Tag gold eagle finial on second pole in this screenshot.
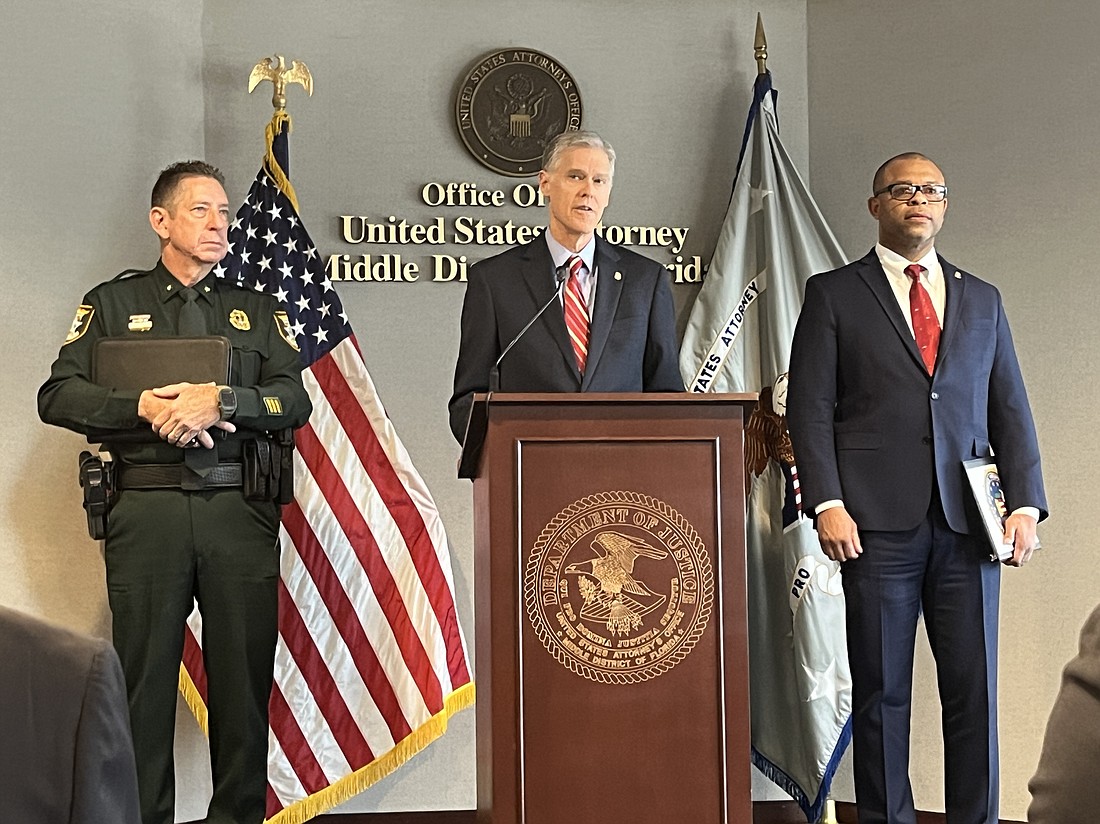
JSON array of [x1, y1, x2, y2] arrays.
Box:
[[248, 54, 314, 111]]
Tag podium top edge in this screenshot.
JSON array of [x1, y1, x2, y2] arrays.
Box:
[[471, 391, 758, 404]]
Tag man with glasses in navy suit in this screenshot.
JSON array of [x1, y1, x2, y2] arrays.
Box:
[[787, 152, 1047, 824]]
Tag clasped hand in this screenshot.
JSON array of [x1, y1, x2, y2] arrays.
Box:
[[138, 382, 236, 449]]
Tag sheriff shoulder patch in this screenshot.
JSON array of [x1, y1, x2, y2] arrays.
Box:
[[274, 311, 299, 351], [64, 305, 95, 345]]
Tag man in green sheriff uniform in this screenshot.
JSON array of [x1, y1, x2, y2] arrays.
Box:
[[38, 161, 312, 824]]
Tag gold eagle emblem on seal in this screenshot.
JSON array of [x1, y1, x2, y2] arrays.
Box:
[[525, 491, 713, 684]]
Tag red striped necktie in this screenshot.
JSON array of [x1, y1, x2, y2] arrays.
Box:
[[563, 254, 590, 374], [904, 263, 940, 374]]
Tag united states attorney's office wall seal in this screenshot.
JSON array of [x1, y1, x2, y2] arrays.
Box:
[[524, 491, 713, 684], [455, 48, 583, 177]]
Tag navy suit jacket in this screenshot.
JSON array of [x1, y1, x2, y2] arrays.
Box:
[[448, 234, 684, 442], [0, 606, 141, 824], [787, 249, 1047, 534]]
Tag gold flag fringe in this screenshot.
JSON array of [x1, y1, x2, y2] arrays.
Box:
[[178, 663, 210, 736], [179, 667, 475, 822], [265, 682, 476, 824]]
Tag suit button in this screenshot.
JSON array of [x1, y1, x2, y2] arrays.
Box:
[[930, 391, 939, 400], [922, 436, 932, 444]]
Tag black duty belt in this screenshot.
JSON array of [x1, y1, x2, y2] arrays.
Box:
[[116, 462, 243, 490]]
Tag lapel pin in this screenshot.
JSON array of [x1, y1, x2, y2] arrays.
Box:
[[954, 272, 961, 279], [614, 271, 622, 281]]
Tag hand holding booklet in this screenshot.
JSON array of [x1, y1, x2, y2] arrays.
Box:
[[963, 457, 1041, 562]]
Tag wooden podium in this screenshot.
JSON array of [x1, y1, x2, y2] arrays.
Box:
[[460, 392, 756, 824]]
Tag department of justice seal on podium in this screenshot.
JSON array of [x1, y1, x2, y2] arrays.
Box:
[[455, 48, 583, 177], [524, 491, 713, 684]]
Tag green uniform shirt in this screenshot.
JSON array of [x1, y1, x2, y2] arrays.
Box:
[[38, 261, 312, 463]]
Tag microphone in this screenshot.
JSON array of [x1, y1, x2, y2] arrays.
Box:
[[488, 264, 569, 393]]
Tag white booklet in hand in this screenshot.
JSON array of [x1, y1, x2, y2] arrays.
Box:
[[962, 458, 1040, 562]]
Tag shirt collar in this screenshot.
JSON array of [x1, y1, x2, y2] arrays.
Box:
[[544, 232, 597, 275], [154, 261, 217, 304], [875, 243, 942, 283]]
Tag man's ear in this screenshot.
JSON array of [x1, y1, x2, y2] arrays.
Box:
[[867, 196, 880, 220], [149, 206, 171, 240], [538, 169, 550, 197]]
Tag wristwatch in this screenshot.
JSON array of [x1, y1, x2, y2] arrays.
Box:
[[216, 385, 237, 421]]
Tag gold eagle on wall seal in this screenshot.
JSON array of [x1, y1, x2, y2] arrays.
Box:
[[455, 47, 583, 177], [525, 491, 713, 684]]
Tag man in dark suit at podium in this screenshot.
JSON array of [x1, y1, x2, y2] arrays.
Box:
[[787, 152, 1047, 824], [448, 130, 683, 443], [0, 605, 141, 823]]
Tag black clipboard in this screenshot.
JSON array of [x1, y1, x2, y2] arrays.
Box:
[[93, 335, 231, 389], [87, 336, 232, 443]]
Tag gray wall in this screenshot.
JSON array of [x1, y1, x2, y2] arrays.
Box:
[[6, 0, 806, 818], [4, 0, 1087, 820], [807, 0, 1100, 817], [200, 0, 809, 815], [3, 1, 204, 623]]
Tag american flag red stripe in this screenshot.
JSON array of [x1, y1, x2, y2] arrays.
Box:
[[310, 351, 471, 687], [292, 414, 443, 716], [279, 498, 411, 741], [267, 685, 328, 794], [179, 112, 473, 824], [181, 629, 207, 706]]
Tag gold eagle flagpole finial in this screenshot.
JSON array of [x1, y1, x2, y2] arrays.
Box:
[[754, 13, 768, 75], [248, 54, 314, 112]]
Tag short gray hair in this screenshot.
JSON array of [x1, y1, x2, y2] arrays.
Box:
[[541, 130, 615, 177]]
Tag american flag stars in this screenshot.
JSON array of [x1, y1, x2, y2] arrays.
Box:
[[215, 170, 349, 367]]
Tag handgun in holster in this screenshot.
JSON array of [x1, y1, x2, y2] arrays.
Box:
[[78, 450, 116, 540]]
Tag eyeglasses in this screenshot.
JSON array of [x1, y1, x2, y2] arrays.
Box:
[[873, 183, 948, 202]]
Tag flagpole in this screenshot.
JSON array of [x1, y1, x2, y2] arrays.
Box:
[[750, 18, 839, 824], [754, 13, 768, 75]]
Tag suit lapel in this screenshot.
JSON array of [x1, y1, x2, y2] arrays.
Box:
[[521, 235, 580, 381], [855, 250, 929, 376], [582, 238, 623, 390], [935, 255, 965, 367]]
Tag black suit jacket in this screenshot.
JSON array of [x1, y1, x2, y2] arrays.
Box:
[[0, 606, 140, 823], [787, 249, 1047, 533], [448, 234, 684, 442]]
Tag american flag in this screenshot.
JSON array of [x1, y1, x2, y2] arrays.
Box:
[[178, 112, 474, 824]]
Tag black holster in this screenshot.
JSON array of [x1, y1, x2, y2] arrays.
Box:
[[242, 429, 295, 505], [78, 451, 115, 540]]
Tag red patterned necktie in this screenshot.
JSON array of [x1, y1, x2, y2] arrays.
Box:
[[904, 263, 940, 374], [563, 254, 590, 373]]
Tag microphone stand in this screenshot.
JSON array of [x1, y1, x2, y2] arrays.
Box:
[[488, 264, 568, 393]]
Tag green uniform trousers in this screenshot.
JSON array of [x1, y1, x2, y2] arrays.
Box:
[[104, 486, 280, 824]]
